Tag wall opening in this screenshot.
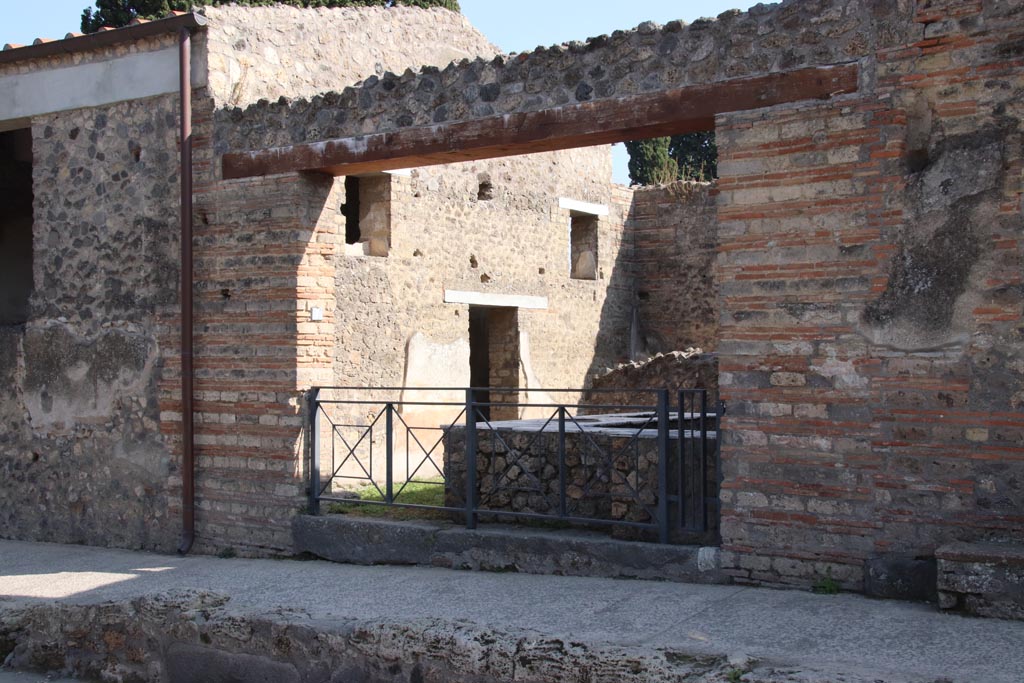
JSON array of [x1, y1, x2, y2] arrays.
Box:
[[0, 127, 34, 326], [343, 176, 361, 244], [623, 131, 718, 186], [342, 174, 391, 257], [468, 306, 520, 422], [569, 213, 598, 280], [468, 307, 491, 421]]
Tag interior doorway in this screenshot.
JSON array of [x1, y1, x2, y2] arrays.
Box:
[[468, 306, 520, 422]]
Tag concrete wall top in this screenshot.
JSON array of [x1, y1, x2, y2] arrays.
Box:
[[0, 29, 208, 129]]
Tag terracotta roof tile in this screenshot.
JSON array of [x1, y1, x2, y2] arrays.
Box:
[[0, 12, 206, 65]]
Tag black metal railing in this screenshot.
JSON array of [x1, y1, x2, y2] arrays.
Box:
[[307, 387, 722, 544]]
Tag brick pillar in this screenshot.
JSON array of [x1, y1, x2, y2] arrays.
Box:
[[179, 103, 338, 553]]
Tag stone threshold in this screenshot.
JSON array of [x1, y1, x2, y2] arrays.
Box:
[[293, 514, 728, 584]]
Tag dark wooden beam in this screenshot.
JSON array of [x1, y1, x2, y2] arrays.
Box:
[[222, 63, 858, 179]]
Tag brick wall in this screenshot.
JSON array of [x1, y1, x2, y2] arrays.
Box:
[[715, 0, 1024, 589], [179, 81, 340, 552]]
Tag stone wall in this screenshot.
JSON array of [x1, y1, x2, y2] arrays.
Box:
[[0, 93, 181, 550], [203, 4, 497, 108], [329, 149, 629, 396], [628, 181, 718, 355]]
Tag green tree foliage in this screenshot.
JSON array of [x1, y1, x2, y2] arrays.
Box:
[[624, 131, 718, 186], [624, 137, 678, 187], [82, 0, 459, 33], [669, 131, 717, 181]]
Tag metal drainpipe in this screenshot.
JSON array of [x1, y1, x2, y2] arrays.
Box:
[[177, 25, 195, 555]]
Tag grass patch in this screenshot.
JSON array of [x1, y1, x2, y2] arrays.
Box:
[[812, 567, 841, 595], [326, 478, 451, 521]]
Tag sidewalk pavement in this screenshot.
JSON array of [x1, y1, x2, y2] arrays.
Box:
[[2, 539, 1023, 682]]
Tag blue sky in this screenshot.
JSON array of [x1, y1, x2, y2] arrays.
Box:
[[6, 0, 757, 183]]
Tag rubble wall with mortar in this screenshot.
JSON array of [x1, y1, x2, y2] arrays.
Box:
[[216, 0, 920, 152], [0, 93, 182, 551], [581, 352, 720, 411], [628, 181, 719, 355], [715, 0, 1024, 589]]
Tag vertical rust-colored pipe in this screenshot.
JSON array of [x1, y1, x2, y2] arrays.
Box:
[[177, 25, 195, 555]]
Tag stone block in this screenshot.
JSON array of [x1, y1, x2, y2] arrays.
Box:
[[863, 553, 937, 602], [936, 542, 1024, 620]]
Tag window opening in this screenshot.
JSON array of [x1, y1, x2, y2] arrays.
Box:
[[569, 213, 598, 280]]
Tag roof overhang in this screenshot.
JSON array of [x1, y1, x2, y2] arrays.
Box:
[[0, 13, 207, 66]]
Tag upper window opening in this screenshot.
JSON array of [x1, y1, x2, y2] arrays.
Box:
[[569, 213, 598, 281], [341, 174, 391, 257]]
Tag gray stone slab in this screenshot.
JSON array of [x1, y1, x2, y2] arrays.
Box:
[[293, 514, 726, 583]]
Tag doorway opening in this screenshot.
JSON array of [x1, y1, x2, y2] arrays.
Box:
[[468, 306, 520, 422]]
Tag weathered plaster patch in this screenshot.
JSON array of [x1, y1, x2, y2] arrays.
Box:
[[22, 323, 158, 431]]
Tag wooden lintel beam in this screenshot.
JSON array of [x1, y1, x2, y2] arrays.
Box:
[[222, 63, 859, 179]]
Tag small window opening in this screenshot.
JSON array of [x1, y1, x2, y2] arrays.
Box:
[[0, 128, 34, 325], [341, 174, 391, 257], [569, 213, 598, 280]]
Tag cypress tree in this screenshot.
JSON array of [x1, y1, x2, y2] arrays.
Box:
[[623, 137, 678, 187]]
